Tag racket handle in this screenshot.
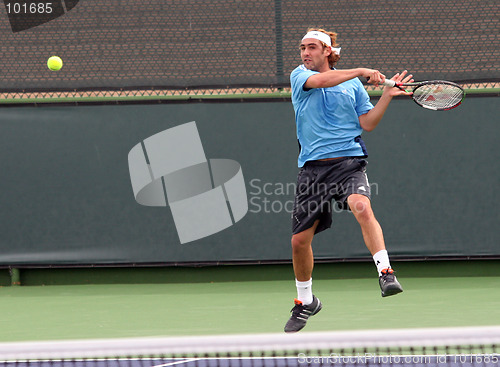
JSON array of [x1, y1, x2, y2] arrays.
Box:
[[366, 77, 396, 87], [381, 79, 396, 87]]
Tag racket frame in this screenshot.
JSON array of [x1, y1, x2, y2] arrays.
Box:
[[382, 80, 465, 111]]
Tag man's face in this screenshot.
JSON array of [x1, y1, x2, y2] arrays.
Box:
[[300, 39, 330, 71]]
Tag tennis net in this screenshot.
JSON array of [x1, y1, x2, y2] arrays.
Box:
[[0, 326, 499, 366]]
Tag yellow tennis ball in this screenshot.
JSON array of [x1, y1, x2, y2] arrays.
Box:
[[47, 56, 63, 71]]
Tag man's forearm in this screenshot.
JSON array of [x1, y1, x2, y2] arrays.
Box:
[[304, 68, 366, 89]]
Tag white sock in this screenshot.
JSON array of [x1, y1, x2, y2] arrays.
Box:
[[295, 278, 313, 305], [373, 249, 391, 276]]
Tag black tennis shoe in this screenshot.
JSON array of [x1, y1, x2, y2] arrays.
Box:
[[284, 295, 322, 333], [379, 268, 403, 297]]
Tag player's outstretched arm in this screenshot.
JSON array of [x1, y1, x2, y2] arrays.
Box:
[[305, 68, 385, 89], [359, 70, 414, 132]]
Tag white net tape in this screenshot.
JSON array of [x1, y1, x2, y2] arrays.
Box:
[[0, 326, 499, 360]]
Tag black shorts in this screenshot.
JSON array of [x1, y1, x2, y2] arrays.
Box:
[[291, 157, 371, 235]]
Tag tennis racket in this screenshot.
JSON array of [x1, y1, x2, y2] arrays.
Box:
[[382, 80, 465, 111]]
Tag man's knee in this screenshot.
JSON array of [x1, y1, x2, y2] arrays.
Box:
[[291, 232, 311, 250], [348, 194, 374, 223], [291, 222, 318, 250]]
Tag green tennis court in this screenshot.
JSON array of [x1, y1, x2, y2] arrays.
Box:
[[1, 261, 499, 343]]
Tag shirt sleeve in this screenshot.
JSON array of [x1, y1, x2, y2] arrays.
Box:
[[354, 78, 374, 116], [290, 66, 317, 102]]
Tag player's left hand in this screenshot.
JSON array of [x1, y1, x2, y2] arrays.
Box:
[[384, 70, 414, 97]]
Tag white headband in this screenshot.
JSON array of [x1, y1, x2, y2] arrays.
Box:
[[301, 31, 341, 55]]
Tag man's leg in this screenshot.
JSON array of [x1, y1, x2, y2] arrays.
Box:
[[291, 219, 320, 282], [284, 220, 322, 333], [347, 194, 384, 256], [347, 194, 403, 297]]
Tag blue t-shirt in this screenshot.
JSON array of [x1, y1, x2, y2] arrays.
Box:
[[290, 65, 374, 167]]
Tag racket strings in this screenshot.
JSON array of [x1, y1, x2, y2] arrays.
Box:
[[413, 83, 463, 110]]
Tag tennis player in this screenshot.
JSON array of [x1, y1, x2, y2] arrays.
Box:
[[285, 29, 412, 333]]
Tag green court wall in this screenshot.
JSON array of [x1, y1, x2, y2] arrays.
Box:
[[0, 97, 498, 265]]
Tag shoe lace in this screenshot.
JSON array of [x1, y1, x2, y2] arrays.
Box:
[[290, 299, 305, 314], [381, 268, 395, 282]]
